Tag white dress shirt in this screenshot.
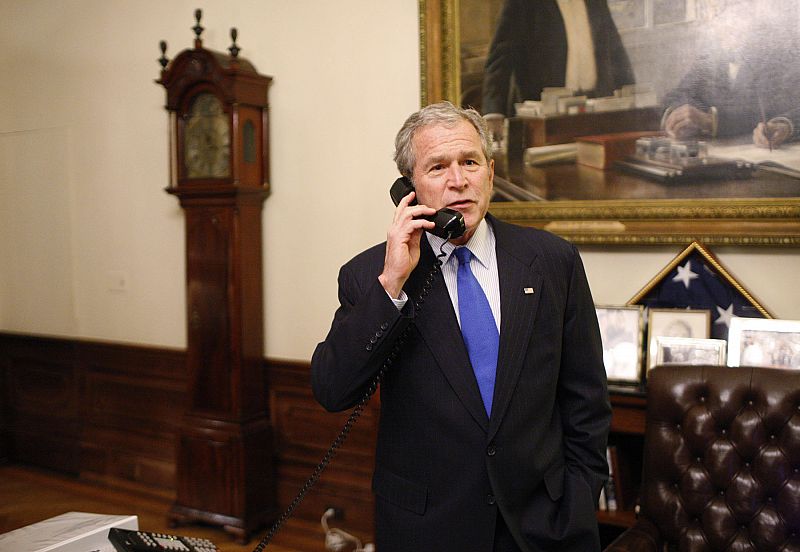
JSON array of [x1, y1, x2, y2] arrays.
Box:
[[390, 219, 501, 332], [556, 0, 598, 93]]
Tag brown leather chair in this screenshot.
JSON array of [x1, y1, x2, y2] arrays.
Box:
[[604, 365, 800, 552]]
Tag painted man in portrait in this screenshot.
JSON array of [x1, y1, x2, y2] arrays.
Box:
[[662, 0, 800, 148], [482, 0, 634, 138]]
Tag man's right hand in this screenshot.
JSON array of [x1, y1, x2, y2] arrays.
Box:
[[378, 191, 436, 299], [753, 119, 792, 149], [664, 104, 713, 139]]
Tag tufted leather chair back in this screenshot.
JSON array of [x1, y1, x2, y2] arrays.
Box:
[[606, 365, 800, 552]]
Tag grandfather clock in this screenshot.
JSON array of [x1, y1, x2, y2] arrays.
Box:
[[157, 11, 275, 541]]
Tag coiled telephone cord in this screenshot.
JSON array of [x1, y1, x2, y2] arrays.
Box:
[[252, 255, 445, 551]]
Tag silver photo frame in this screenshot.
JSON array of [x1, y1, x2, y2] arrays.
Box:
[[727, 317, 800, 369], [655, 336, 727, 367], [596, 305, 644, 384]]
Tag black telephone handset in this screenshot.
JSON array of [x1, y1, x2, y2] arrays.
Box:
[[108, 528, 218, 552], [390, 176, 465, 239]]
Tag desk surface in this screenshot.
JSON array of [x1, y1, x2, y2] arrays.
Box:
[[493, 139, 800, 203], [495, 158, 800, 204]]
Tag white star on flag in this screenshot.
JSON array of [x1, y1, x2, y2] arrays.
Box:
[[672, 260, 699, 289], [715, 304, 735, 328]]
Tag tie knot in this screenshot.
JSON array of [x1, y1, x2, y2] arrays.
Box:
[[454, 247, 473, 266]]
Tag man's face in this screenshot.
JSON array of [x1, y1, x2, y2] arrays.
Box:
[[411, 120, 494, 245]]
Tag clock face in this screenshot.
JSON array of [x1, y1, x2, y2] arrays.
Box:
[[184, 93, 231, 178]]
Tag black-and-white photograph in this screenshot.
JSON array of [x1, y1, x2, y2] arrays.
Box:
[[646, 308, 711, 370], [655, 336, 727, 366]]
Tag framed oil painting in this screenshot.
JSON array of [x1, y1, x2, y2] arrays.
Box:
[[419, 0, 800, 245]]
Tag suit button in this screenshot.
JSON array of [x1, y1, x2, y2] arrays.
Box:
[[487, 444, 496, 457], [366, 344, 373, 351], [487, 494, 496, 505], [381, 322, 389, 330], [369, 336, 378, 344]]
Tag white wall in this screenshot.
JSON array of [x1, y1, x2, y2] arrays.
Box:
[[1, 0, 798, 360]]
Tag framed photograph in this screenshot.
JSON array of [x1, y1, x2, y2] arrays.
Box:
[[727, 317, 800, 369], [420, 0, 800, 246], [596, 305, 644, 384], [646, 308, 710, 370], [655, 336, 727, 366]]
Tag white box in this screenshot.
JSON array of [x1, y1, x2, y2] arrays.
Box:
[[0, 512, 138, 552]]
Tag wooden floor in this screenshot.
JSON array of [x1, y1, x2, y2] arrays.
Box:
[[0, 464, 328, 552]]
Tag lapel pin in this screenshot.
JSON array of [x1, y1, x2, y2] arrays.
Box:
[[523, 287, 535, 295]]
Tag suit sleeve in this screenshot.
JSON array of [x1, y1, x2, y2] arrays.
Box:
[[558, 246, 611, 498], [311, 261, 415, 412], [661, 57, 712, 113]]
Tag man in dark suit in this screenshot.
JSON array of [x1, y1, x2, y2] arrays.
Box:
[[311, 102, 610, 551], [482, 0, 634, 132], [662, 0, 800, 148]]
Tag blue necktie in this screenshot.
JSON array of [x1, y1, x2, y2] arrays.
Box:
[[454, 247, 499, 416]]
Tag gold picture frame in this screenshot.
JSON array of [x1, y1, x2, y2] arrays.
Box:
[[419, 0, 800, 246]]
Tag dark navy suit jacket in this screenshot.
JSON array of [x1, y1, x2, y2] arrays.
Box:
[[311, 215, 610, 551]]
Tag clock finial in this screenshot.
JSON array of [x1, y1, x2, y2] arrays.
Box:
[[228, 28, 240, 58], [193, 9, 204, 47], [158, 40, 169, 69]]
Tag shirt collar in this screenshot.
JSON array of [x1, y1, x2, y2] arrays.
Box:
[[426, 218, 495, 268]]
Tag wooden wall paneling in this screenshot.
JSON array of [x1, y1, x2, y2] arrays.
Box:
[[0, 346, 6, 463], [1, 335, 81, 473], [1, 333, 650, 545], [77, 342, 186, 497], [0, 333, 188, 500], [267, 359, 377, 538]]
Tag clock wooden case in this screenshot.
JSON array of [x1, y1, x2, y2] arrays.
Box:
[[157, 12, 275, 542]]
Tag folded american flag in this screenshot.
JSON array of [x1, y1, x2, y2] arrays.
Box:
[[628, 242, 772, 340]]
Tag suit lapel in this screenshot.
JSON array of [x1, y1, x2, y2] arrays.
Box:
[[407, 240, 490, 431], [487, 217, 543, 439]]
